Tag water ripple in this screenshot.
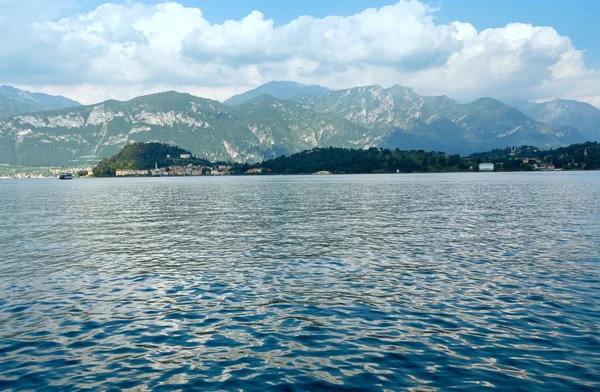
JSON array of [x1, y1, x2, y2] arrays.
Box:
[[1, 173, 599, 390]]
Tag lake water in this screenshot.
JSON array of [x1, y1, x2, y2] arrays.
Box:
[[1, 173, 599, 391]]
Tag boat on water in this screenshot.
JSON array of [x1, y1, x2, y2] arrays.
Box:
[[58, 173, 73, 180]]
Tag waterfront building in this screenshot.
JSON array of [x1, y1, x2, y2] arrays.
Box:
[[479, 163, 494, 171]]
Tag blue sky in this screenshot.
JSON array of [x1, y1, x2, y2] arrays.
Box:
[[3, 0, 598, 106]]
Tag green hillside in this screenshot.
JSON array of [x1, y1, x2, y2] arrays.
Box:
[[92, 142, 211, 177], [262, 147, 467, 174]]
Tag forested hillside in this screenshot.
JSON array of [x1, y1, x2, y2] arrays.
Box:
[[92, 142, 208, 177], [262, 147, 468, 174]]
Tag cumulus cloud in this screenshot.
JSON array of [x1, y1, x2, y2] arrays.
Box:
[[1, 0, 598, 107], [181, 2, 461, 69]]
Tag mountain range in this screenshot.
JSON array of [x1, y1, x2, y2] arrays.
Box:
[[0, 86, 81, 119], [518, 99, 600, 142], [293, 85, 583, 154], [0, 81, 596, 167]]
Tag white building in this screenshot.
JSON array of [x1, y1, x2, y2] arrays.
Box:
[[479, 163, 494, 171]]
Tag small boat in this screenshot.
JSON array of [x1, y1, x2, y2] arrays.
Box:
[[59, 173, 73, 180]]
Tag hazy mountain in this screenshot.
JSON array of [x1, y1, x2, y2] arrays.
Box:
[[295, 85, 584, 154], [0, 85, 586, 167], [224, 81, 329, 106], [518, 99, 600, 142], [0, 85, 81, 119]]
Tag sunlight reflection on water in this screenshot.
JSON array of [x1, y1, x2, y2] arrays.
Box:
[[1, 172, 599, 390]]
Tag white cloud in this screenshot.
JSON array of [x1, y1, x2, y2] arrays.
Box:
[[1, 0, 598, 107], [181, 2, 460, 69]]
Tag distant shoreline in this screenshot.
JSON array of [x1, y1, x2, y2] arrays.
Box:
[[3, 170, 598, 181], [5, 141, 599, 179]]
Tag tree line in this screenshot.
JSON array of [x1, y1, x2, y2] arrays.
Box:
[[93, 141, 600, 176], [257, 147, 469, 174]]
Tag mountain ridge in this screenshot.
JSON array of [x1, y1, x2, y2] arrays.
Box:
[[224, 81, 330, 106], [0, 85, 81, 119], [518, 98, 600, 142], [0, 90, 378, 166], [294, 85, 583, 153], [0, 83, 588, 167]]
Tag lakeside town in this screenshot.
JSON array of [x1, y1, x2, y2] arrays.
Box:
[[0, 165, 95, 179], [477, 159, 561, 171], [116, 164, 263, 177], [0, 164, 263, 179], [112, 152, 264, 176]]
